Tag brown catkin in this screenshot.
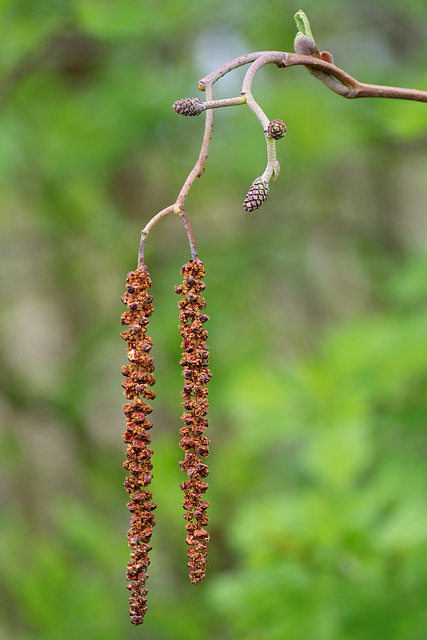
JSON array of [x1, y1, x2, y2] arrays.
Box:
[[120, 266, 156, 625], [175, 259, 211, 584]]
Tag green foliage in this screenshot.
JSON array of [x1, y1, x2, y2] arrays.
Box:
[[1, 1, 427, 638]]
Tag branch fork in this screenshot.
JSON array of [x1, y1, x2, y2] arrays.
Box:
[[138, 11, 427, 266]]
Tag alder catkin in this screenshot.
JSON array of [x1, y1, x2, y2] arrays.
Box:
[[175, 259, 211, 584], [120, 266, 156, 625]]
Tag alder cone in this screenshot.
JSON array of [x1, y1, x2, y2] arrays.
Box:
[[267, 119, 287, 140], [172, 97, 204, 116], [243, 178, 270, 212]]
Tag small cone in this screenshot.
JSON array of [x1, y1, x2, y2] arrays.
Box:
[[243, 178, 269, 212], [172, 97, 204, 116], [267, 119, 287, 140]]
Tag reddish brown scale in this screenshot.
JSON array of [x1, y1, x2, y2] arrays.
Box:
[[120, 266, 156, 625], [176, 259, 211, 584]]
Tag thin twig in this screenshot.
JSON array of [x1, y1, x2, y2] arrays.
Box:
[[198, 51, 280, 89], [202, 95, 246, 110], [179, 212, 198, 260], [176, 84, 215, 209], [241, 55, 273, 129], [282, 52, 427, 102], [138, 85, 215, 265], [139, 205, 175, 268], [241, 53, 286, 183]]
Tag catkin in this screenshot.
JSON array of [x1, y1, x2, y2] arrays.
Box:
[[175, 260, 211, 583], [120, 266, 156, 625]]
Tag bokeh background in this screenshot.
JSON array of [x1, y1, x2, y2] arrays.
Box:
[[1, 1, 427, 638]]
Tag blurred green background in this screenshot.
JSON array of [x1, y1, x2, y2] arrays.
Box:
[[1, 1, 427, 638]]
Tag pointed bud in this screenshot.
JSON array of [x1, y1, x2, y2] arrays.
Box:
[[243, 178, 269, 212], [172, 98, 204, 116], [267, 119, 287, 140], [294, 33, 320, 58]]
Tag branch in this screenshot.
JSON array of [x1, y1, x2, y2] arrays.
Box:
[[138, 15, 427, 265], [291, 10, 427, 102], [282, 52, 427, 102], [241, 53, 285, 184], [138, 205, 175, 268], [198, 51, 282, 88], [139, 85, 215, 266]]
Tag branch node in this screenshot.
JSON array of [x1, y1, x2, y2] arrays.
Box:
[[275, 55, 288, 68]]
